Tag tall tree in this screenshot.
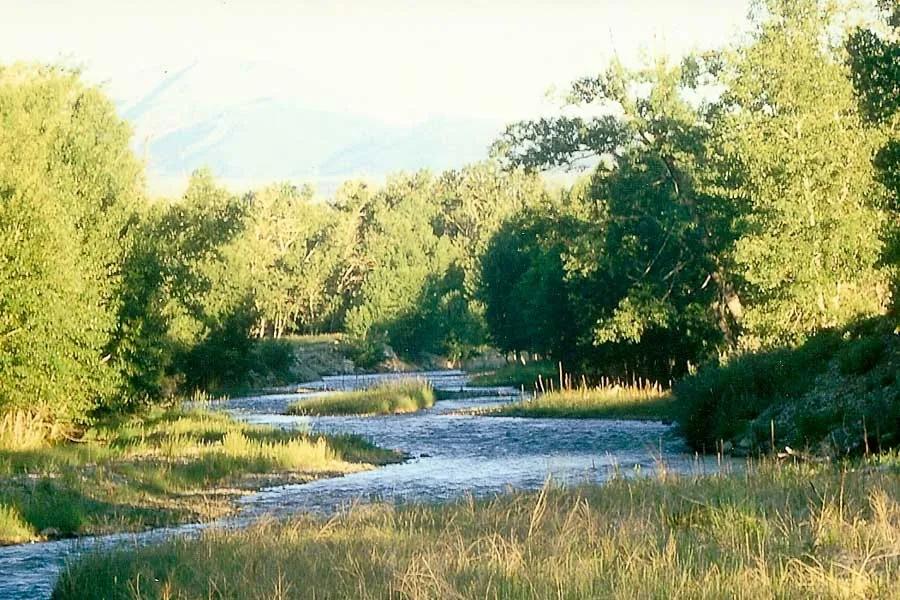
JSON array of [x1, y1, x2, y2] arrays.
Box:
[[0, 65, 142, 421], [492, 56, 739, 374], [720, 0, 889, 345], [847, 0, 900, 313]]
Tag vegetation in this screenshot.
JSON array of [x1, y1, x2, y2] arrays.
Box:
[[1, 1, 897, 433], [55, 459, 900, 599], [0, 406, 398, 544], [488, 381, 675, 421], [468, 361, 558, 390], [286, 379, 434, 416], [676, 316, 899, 456]]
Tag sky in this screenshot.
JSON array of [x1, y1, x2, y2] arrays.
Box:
[[3, 0, 753, 124]]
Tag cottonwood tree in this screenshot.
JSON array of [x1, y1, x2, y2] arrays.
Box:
[[847, 0, 900, 312], [492, 55, 739, 375], [0, 65, 142, 421], [720, 0, 889, 345]]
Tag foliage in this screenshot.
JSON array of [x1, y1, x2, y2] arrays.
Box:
[[719, 0, 888, 345], [0, 65, 142, 421], [675, 316, 899, 455], [847, 4, 900, 308]]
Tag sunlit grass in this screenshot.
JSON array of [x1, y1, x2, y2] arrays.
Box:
[[286, 378, 435, 416], [54, 458, 900, 599], [0, 406, 399, 544], [0, 504, 33, 544], [0, 409, 65, 450], [482, 380, 675, 420]]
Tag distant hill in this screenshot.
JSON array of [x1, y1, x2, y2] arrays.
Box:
[[120, 62, 505, 195]]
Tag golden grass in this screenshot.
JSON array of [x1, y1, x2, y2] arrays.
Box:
[[54, 458, 900, 599], [0, 504, 33, 544], [0, 406, 399, 545], [286, 378, 435, 416], [483, 379, 675, 420], [0, 409, 65, 450]]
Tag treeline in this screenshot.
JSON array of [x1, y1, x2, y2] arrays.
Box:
[[0, 60, 549, 423], [487, 0, 899, 377], [1, 0, 897, 425]]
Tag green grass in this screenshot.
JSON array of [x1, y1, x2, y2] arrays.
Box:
[[468, 361, 558, 390], [480, 382, 675, 421], [0, 504, 33, 544], [286, 379, 435, 416], [0, 406, 399, 545], [54, 457, 900, 599]]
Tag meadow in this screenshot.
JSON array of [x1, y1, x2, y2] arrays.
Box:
[[54, 457, 900, 599], [0, 406, 399, 545]]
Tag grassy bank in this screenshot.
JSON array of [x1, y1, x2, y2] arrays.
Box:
[[485, 381, 675, 420], [0, 407, 399, 545], [55, 457, 900, 599], [468, 361, 558, 390], [286, 379, 435, 416], [675, 316, 899, 456]]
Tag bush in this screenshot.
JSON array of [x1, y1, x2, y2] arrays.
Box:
[[675, 317, 898, 454], [838, 336, 885, 375]]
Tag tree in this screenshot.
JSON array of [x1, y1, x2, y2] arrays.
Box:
[[719, 0, 889, 345], [847, 0, 900, 312], [0, 65, 142, 421], [236, 183, 346, 337], [492, 56, 739, 374]]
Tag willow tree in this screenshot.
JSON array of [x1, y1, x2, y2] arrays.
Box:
[[0, 65, 142, 421]]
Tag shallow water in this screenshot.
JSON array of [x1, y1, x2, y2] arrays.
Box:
[[0, 370, 726, 599]]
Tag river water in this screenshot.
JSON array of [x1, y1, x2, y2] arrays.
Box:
[[0, 370, 724, 599]]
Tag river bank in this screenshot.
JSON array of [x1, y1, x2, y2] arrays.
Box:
[[55, 456, 900, 599], [0, 405, 399, 546]]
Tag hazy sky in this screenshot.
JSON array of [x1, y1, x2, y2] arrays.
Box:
[[3, 0, 753, 126]]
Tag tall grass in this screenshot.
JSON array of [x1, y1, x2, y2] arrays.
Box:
[[286, 378, 435, 416], [0, 504, 33, 543], [0, 406, 399, 544], [0, 410, 65, 450], [54, 458, 900, 599], [489, 379, 674, 420]]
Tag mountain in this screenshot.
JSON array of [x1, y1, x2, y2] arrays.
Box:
[[119, 62, 505, 194]]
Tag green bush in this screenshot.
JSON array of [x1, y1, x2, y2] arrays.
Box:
[[675, 317, 898, 454], [838, 336, 885, 375]]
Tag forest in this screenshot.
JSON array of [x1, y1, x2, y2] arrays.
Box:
[[2, 0, 896, 429]]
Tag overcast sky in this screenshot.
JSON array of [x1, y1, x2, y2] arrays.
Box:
[[3, 0, 753, 126]]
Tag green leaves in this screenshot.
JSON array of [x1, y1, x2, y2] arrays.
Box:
[[0, 65, 142, 421]]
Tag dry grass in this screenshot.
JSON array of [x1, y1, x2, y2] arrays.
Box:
[[0, 409, 66, 450], [483, 379, 675, 420], [0, 406, 399, 545], [54, 457, 900, 599], [286, 378, 435, 416]]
